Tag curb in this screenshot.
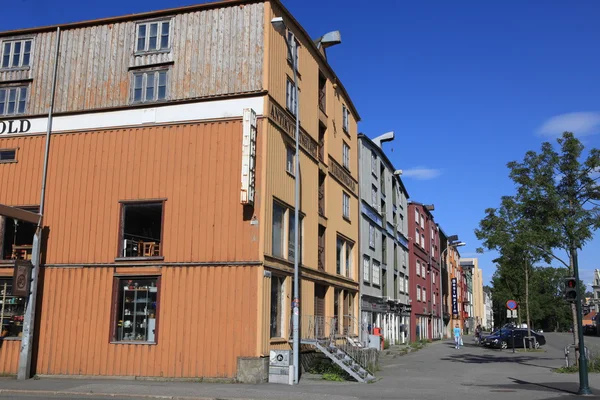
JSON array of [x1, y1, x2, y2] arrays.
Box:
[[0, 389, 257, 400]]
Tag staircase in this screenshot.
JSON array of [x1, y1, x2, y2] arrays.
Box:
[[311, 340, 375, 383]]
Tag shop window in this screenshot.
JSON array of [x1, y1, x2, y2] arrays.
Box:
[[120, 201, 163, 258], [0, 278, 26, 338], [270, 275, 285, 338], [112, 276, 159, 343], [0, 207, 38, 261]]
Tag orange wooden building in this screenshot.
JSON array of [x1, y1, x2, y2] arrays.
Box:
[[0, 0, 360, 380]]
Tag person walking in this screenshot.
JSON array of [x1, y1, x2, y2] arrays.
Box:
[[453, 323, 462, 349]]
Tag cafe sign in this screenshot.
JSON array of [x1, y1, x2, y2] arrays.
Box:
[[0, 119, 32, 135]]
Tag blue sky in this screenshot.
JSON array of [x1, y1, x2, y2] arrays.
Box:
[[3, 0, 599, 288]]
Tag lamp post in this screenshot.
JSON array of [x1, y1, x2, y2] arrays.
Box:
[[270, 17, 340, 385], [439, 241, 465, 339]]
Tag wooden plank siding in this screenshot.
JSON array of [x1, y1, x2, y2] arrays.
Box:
[[0, 2, 264, 116], [0, 120, 262, 265], [34, 265, 258, 378]]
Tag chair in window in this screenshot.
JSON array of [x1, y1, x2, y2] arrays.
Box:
[[142, 242, 160, 257]]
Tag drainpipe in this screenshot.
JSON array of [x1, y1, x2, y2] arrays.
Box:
[[18, 26, 61, 380]]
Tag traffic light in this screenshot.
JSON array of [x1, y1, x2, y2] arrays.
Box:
[[565, 277, 578, 302]]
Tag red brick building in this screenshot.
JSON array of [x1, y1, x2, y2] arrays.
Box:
[[408, 202, 441, 341]]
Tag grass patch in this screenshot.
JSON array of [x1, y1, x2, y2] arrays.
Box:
[[516, 349, 545, 353], [308, 359, 351, 382], [383, 339, 390, 350], [554, 347, 600, 373]]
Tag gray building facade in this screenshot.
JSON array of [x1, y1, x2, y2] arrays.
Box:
[[358, 132, 411, 345]]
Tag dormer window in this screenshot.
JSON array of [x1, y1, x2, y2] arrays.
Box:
[[1, 39, 32, 69], [136, 20, 171, 53]]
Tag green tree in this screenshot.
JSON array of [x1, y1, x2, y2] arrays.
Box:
[[507, 132, 600, 347]]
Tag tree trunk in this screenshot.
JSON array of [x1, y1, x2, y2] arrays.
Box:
[[525, 261, 532, 350]]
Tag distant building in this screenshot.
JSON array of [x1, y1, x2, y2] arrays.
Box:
[[483, 290, 494, 331]]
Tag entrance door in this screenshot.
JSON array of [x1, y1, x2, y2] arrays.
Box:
[[314, 284, 327, 338]]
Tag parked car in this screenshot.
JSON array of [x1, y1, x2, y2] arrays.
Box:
[[583, 325, 597, 335], [481, 328, 546, 350]]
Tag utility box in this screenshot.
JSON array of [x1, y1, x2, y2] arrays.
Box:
[[268, 350, 293, 385], [368, 334, 381, 350]]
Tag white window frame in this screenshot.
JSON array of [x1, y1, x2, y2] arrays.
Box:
[[415, 228, 419, 247], [286, 146, 295, 175], [372, 261, 380, 286], [415, 209, 419, 224], [371, 185, 378, 208], [432, 271, 436, 285], [270, 275, 286, 338], [422, 287, 427, 302], [0, 86, 28, 116], [416, 260, 420, 277], [422, 263, 426, 278], [417, 285, 421, 302], [371, 152, 377, 175], [286, 78, 297, 116], [342, 192, 350, 219], [363, 256, 370, 283], [342, 104, 349, 132], [421, 234, 425, 248], [420, 214, 425, 229], [131, 69, 168, 104], [286, 30, 299, 70], [342, 141, 350, 170], [369, 224, 375, 249], [1, 39, 33, 69], [135, 20, 171, 53]]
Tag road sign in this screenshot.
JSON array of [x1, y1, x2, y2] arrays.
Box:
[[506, 309, 518, 318], [506, 300, 518, 310]]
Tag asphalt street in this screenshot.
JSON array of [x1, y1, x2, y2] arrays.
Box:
[[1, 333, 600, 400]]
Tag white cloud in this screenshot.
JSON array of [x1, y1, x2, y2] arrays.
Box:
[[401, 167, 442, 180], [538, 112, 600, 138]]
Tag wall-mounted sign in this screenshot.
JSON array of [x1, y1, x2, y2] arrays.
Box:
[[268, 101, 318, 159], [329, 156, 357, 195], [451, 277, 458, 316], [0, 119, 31, 135], [240, 108, 257, 206], [13, 260, 33, 297]]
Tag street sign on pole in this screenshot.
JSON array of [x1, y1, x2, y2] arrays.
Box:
[[506, 300, 518, 310]]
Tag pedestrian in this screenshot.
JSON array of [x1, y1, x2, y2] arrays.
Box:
[[453, 323, 462, 349]]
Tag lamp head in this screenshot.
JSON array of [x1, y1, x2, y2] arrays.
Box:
[[271, 17, 286, 34]]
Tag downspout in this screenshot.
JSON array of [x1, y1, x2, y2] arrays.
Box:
[[18, 26, 61, 380]]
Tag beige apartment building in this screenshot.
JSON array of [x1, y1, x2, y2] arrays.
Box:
[[0, 0, 360, 381], [461, 258, 484, 328]]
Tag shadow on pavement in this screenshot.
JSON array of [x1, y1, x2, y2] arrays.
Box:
[[440, 352, 560, 370], [469, 376, 600, 398]]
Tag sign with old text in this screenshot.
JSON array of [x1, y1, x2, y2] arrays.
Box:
[[329, 156, 357, 195], [13, 260, 32, 297], [240, 108, 257, 206], [0, 119, 31, 135], [451, 277, 458, 316], [268, 101, 318, 159]]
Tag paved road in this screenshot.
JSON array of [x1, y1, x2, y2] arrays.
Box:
[[2, 334, 600, 400]]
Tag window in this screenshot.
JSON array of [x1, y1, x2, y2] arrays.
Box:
[[336, 236, 353, 277], [0, 278, 26, 338], [270, 275, 285, 338], [272, 202, 285, 258], [112, 276, 159, 343], [399, 275, 405, 293], [342, 192, 350, 219], [433, 292, 436, 305], [421, 262, 426, 277], [363, 256, 370, 283], [382, 269, 387, 297], [345, 242, 352, 278], [422, 287, 427, 302], [405, 276, 409, 294], [382, 236, 387, 265], [416, 260, 420, 276], [371, 185, 377, 208], [417, 285, 421, 301], [421, 234, 425, 248], [432, 271, 436, 284], [372, 261, 380, 286], [371, 152, 377, 175], [0, 206, 37, 260], [415, 228, 419, 246], [286, 146, 295, 175], [415, 209, 419, 224], [0, 86, 28, 115], [0, 149, 17, 163], [136, 21, 170, 52], [286, 79, 297, 116], [342, 141, 350, 169], [1, 39, 32, 69], [286, 30, 299, 69], [342, 104, 349, 132], [336, 237, 343, 275], [132, 70, 168, 103], [431, 244, 435, 257], [420, 214, 425, 229], [369, 224, 375, 249], [120, 202, 163, 258]]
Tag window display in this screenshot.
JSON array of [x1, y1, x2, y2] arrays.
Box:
[[0, 279, 26, 338], [114, 277, 159, 343]]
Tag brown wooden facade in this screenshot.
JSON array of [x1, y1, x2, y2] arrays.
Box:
[[0, 0, 361, 379]]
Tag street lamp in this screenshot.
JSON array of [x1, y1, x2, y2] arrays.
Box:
[[270, 17, 341, 385], [440, 241, 465, 339]]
